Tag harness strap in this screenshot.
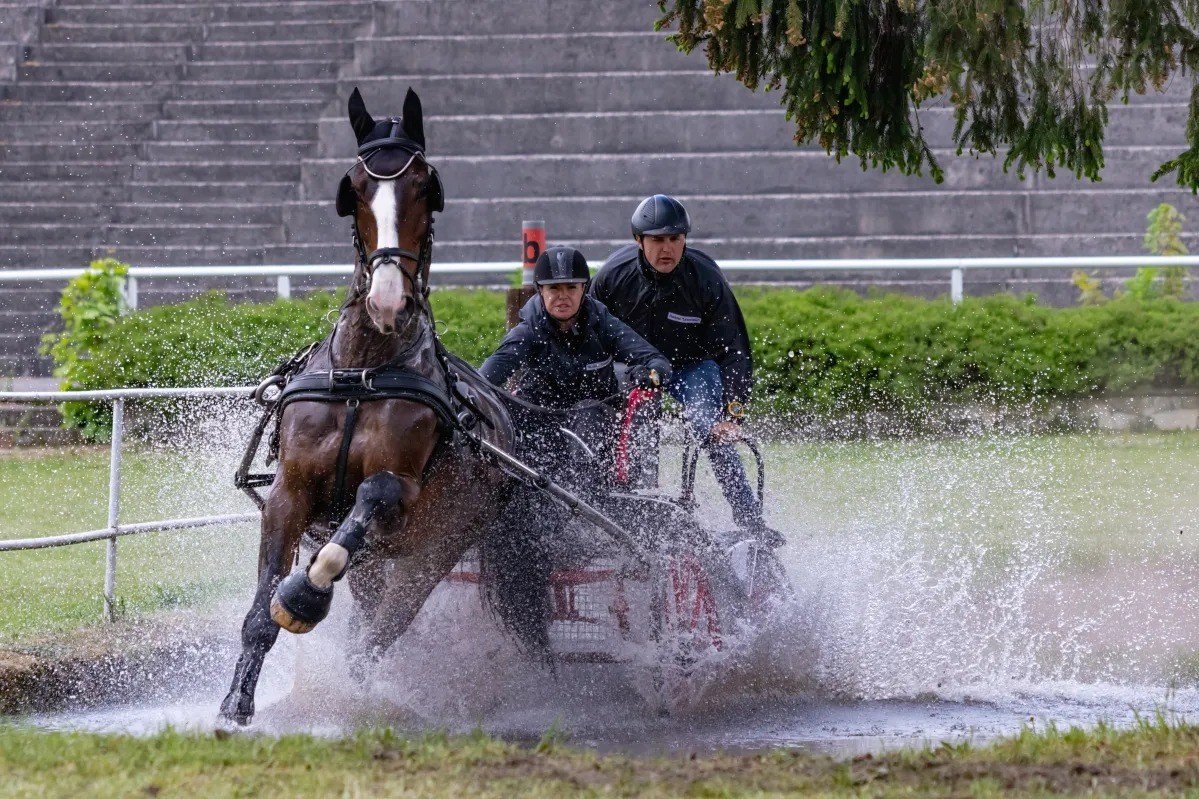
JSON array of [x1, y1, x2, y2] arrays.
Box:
[[278, 367, 458, 428], [332, 399, 361, 524]]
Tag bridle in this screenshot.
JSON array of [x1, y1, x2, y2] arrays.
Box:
[[341, 119, 444, 320]]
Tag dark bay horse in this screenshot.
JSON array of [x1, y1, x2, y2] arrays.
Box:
[[219, 88, 520, 726]]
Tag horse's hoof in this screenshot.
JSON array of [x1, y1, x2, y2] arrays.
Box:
[[271, 571, 333, 634], [217, 693, 253, 727]]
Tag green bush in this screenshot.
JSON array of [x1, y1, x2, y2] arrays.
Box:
[[742, 287, 1199, 421], [47, 282, 1199, 437], [64, 288, 505, 390]]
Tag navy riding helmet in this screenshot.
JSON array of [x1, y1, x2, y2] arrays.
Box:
[[630, 194, 692, 238], [533, 245, 591, 288]]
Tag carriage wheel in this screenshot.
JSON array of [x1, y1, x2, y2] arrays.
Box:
[[645, 552, 725, 711]]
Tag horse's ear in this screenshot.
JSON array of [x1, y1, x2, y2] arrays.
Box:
[[336, 174, 357, 217], [348, 87, 374, 145], [402, 87, 425, 150]]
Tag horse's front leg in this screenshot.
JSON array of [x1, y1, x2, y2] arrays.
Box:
[[218, 483, 309, 726], [270, 471, 403, 634]]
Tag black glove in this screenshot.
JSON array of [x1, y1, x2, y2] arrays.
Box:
[[628, 366, 661, 389]]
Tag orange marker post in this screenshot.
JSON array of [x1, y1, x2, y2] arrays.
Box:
[[507, 220, 544, 329]]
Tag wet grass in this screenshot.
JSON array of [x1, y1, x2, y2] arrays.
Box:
[[3, 430, 1198, 643], [761, 430, 1199, 566], [0, 447, 256, 643], [2, 717, 1198, 797]]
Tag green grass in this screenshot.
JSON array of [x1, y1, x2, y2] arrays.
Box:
[[0, 447, 256, 643], [2, 717, 1198, 797]]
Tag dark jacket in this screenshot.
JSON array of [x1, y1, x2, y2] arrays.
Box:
[[480, 294, 672, 409], [590, 244, 753, 404]]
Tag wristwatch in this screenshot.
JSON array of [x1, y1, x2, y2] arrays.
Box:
[[725, 400, 745, 420]]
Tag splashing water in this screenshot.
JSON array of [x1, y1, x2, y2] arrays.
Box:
[[19, 408, 1199, 753]]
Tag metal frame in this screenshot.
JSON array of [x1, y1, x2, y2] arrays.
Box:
[[0, 388, 258, 621], [2, 255, 1198, 306]]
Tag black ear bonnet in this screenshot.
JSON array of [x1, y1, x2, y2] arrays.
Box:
[[337, 88, 444, 217]]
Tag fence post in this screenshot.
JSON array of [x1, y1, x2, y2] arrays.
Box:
[[122, 275, 139, 312], [950, 267, 964, 304], [103, 398, 125, 622], [276, 275, 291, 300]]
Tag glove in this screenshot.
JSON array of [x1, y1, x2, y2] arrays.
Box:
[[628, 366, 661, 389]]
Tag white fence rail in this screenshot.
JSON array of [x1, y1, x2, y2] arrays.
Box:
[[2, 256, 1199, 305], [0, 388, 259, 621]]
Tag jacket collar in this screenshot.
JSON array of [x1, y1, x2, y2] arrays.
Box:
[[522, 293, 590, 338]]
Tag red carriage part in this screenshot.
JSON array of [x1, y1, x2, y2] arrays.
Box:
[[613, 387, 657, 487]]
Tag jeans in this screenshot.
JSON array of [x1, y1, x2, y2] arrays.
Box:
[[664, 360, 761, 526]]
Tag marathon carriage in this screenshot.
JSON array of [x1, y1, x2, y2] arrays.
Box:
[[444, 386, 790, 709]]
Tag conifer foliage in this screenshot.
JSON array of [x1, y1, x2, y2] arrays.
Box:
[[657, 0, 1199, 189]]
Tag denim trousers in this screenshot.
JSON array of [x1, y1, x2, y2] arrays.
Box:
[[663, 360, 760, 526]]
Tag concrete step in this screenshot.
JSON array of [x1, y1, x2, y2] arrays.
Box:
[[264, 231, 1160, 265], [340, 72, 779, 116], [109, 202, 280, 225], [161, 98, 328, 119], [307, 146, 1191, 200], [0, 142, 140, 161], [49, 1, 372, 24], [0, 120, 151, 142], [0, 404, 64, 429], [0, 161, 133, 181], [317, 104, 1194, 158], [197, 39, 353, 61], [105, 222, 282, 246], [0, 244, 109, 269], [25, 42, 189, 63], [373, 0, 663, 35], [0, 202, 110, 224], [300, 150, 989, 200], [130, 180, 295, 202], [0, 99, 161, 121], [133, 160, 301, 182], [0, 243, 269, 268], [156, 119, 319, 142], [141, 140, 316, 161], [282, 192, 1031, 244], [18, 61, 185, 82], [4, 80, 172, 101], [40, 22, 201, 44], [203, 20, 360, 42], [0, 181, 124, 202], [318, 109, 811, 157], [354, 32, 702, 75], [174, 79, 337, 101], [1028, 190, 1199, 234], [1, 223, 110, 245], [184, 60, 338, 81]]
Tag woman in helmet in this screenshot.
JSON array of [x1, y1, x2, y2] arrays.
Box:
[[481, 244, 671, 416]]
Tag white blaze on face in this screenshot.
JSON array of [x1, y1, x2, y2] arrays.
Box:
[[366, 180, 408, 330]]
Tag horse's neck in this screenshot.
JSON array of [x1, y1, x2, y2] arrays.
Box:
[[331, 302, 440, 378]]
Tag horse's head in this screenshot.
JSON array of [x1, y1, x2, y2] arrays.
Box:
[[337, 86, 444, 336]]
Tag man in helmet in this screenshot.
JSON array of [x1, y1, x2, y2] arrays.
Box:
[[481, 245, 672, 482], [591, 195, 779, 543]]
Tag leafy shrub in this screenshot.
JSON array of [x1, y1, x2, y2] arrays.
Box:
[[63, 289, 505, 390], [47, 281, 1199, 438], [39, 258, 129, 439], [1072, 203, 1191, 304]]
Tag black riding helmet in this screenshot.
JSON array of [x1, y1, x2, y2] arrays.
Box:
[[630, 194, 692, 238], [533, 245, 591, 288]]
